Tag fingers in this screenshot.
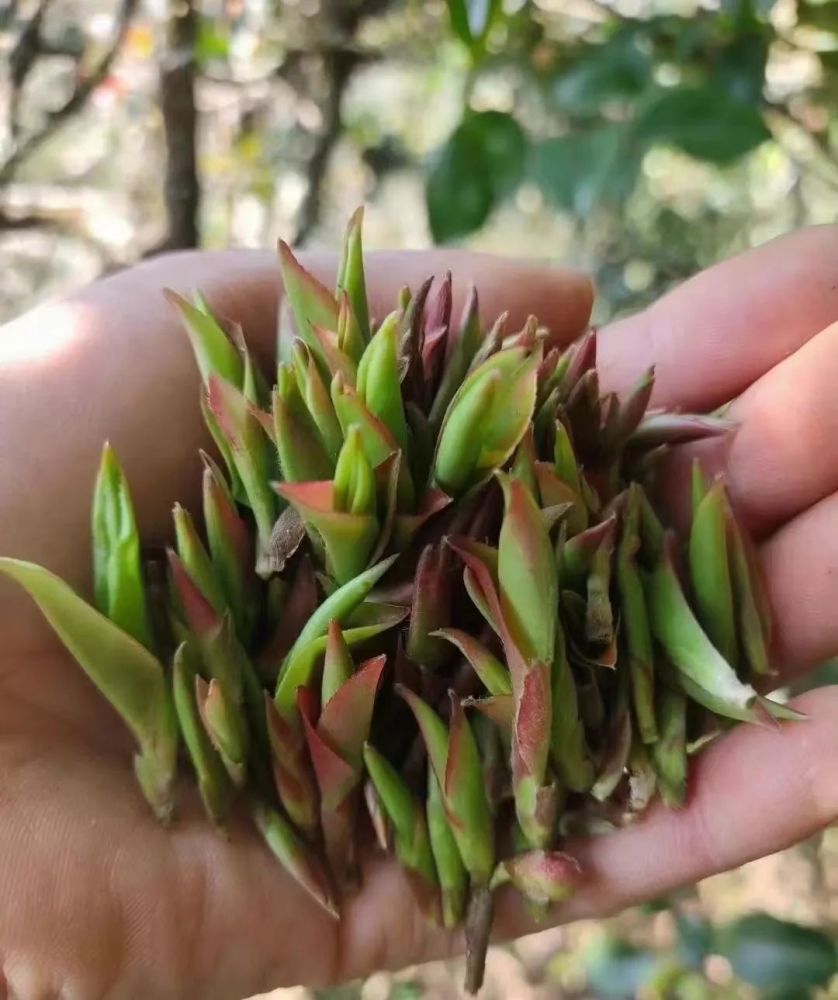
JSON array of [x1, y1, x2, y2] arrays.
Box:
[[658, 319, 838, 538], [599, 225, 838, 409], [649, 319, 838, 677], [759, 493, 838, 677], [495, 686, 838, 941], [336, 687, 838, 978], [186, 247, 594, 358], [8, 693, 835, 998], [638, 472, 838, 684], [0, 249, 590, 643], [716, 320, 838, 535], [328, 852, 463, 985]]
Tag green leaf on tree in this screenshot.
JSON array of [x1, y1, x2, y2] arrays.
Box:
[[717, 913, 837, 991], [552, 33, 653, 115], [426, 111, 526, 242], [529, 126, 640, 215], [675, 911, 714, 969], [632, 84, 770, 163], [583, 935, 661, 998], [716, 29, 769, 104], [444, 0, 502, 57]]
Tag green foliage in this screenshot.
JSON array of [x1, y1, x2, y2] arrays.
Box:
[[424, 3, 788, 242], [9, 0, 835, 328], [445, 0, 503, 58], [675, 911, 714, 969], [529, 127, 638, 215], [632, 85, 770, 164], [584, 935, 660, 998], [715, 29, 770, 104], [580, 908, 837, 998], [426, 111, 525, 241], [717, 913, 837, 992], [551, 33, 653, 115]]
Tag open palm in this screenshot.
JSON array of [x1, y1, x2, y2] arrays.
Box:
[[1, 229, 837, 999]]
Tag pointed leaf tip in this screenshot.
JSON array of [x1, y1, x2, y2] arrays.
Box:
[[319, 652, 387, 770], [445, 691, 494, 882], [647, 538, 760, 721], [253, 802, 339, 919], [276, 556, 398, 713], [498, 473, 557, 665], [432, 628, 511, 697], [395, 683, 450, 786], [92, 442, 152, 649], [167, 548, 220, 637], [322, 619, 355, 705], [302, 709, 357, 811], [278, 240, 340, 361], [0, 557, 177, 820], [166, 287, 244, 389]]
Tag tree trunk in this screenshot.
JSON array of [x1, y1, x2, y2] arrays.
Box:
[[159, 0, 200, 249]]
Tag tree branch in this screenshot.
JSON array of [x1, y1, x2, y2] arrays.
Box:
[[768, 106, 838, 191], [8, 0, 57, 138], [293, 0, 392, 245], [293, 47, 357, 245], [0, 210, 62, 231], [0, 206, 116, 263], [0, 0, 139, 185], [199, 45, 375, 90], [157, 0, 200, 250]]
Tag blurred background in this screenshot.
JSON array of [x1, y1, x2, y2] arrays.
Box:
[[2, 0, 838, 996]]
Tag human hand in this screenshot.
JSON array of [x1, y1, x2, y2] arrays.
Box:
[[0, 228, 837, 999], [0, 247, 591, 999]]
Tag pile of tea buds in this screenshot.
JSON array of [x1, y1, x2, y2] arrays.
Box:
[[0, 209, 800, 993]]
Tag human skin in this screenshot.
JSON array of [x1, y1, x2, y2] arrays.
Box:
[[0, 228, 837, 998]]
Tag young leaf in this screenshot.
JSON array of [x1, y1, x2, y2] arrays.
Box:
[[356, 312, 409, 450], [253, 802, 338, 919], [363, 743, 439, 920], [646, 538, 760, 720], [336, 207, 371, 343], [322, 620, 355, 706], [432, 628, 511, 697], [0, 558, 177, 821], [498, 474, 557, 665], [444, 694, 495, 883], [429, 284, 482, 431], [207, 375, 276, 550], [491, 849, 582, 905], [172, 642, 233, 825], [173, 503, 227, 615], [201, 455, 255, 640], [275, 557, 398, 714], [277, 241, 339, 367], [92, 443, 153, 649], [427, 766, 467, 929], [166, 289, 244, 389], [690, 482, 738, 667], [651, 686, 688, 808]]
